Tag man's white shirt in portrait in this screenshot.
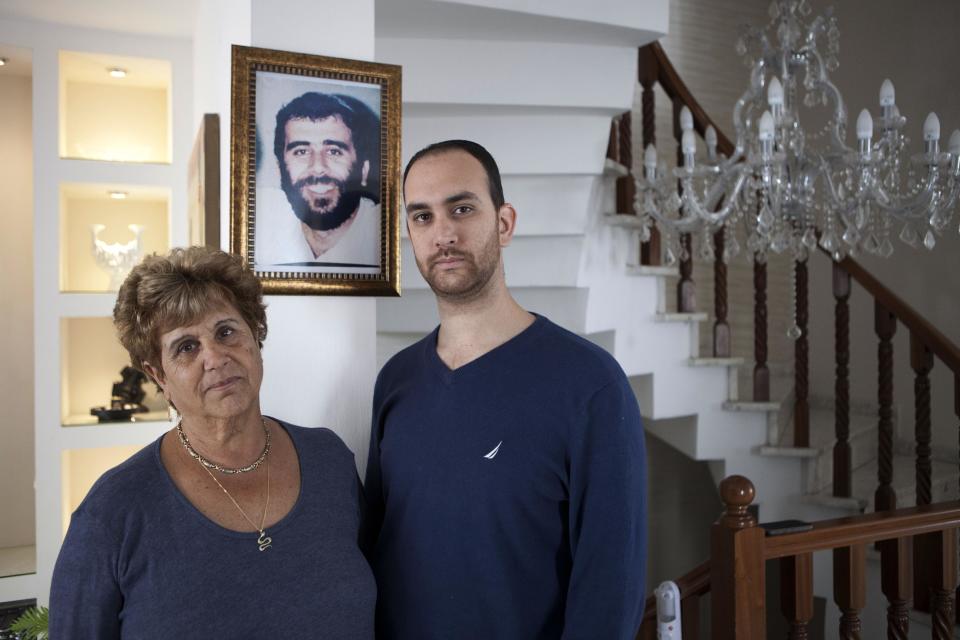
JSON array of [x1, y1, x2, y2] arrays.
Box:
[[254, 185, 381, 275]]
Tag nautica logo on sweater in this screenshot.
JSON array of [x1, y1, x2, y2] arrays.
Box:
[[483, 441, 503, 460]]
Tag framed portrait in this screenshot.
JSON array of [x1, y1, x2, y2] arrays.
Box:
[[230, 45, 401, 296], [188, 113, 220, 248]]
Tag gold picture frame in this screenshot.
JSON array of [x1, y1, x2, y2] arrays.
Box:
[[230, 45, 401, 296]]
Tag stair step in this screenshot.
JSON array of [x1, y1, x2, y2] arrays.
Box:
[[756, 445, 819, 458], [627, 265, 678, 277], [603, 159, 629, 177], [656, 312, 708, 323], [811, 454, 959, 512], [724, 400, 781, 412], [689, 357, 744, 367]]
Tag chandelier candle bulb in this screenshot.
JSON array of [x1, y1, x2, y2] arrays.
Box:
[[705, 125, 718, 161], [767, 76, 784, 121], [949, 131, 960, 171], [923, 113, 941, 155], [682, 130, 697, 165], [644, 144, 658, 180], [679, 106, 694, 132], [856, 109, 873, 157], [879, 79, 896, 112]]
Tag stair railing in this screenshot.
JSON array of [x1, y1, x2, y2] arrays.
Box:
[[711, 475, 959, 638], [610, 41, 960, 629]]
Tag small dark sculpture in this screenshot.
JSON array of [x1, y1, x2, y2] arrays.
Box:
[[90, 366, 151, 422]]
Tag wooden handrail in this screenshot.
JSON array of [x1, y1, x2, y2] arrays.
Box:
[[643, 42, 735, 158], [764, 500, 960, 559], [835, 255, 960, 375]]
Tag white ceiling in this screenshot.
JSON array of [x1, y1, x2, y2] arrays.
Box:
[[0, 0, 197, 38]]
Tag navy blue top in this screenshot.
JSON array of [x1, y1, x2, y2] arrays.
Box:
[[365, 315, 647, 639], [50, 422, 376, 639]]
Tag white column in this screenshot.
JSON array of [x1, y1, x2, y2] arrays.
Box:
[[193, 0, 378, 474]]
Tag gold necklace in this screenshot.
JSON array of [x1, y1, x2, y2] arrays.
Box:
[[177, 419, 270, 474], [199, 455, 273, 551]]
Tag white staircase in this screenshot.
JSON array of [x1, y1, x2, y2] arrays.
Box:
[[374, 0, 813, 525]]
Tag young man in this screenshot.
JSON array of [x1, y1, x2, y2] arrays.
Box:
[[255, 92, 381, 272], [365, 140, 647, 639]]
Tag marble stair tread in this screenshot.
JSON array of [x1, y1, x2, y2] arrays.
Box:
[[811, 454, 959, 513], [603, 158, 629, 176], [725, 400, 782, 412], [781, 407, 879, 451], [688, 356, 744, 367], [755, 445, 820, 458], [656, 312, 708, 323], [626, 265, 679, 277]]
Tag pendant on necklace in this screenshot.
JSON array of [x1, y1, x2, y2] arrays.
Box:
[[258, 531, 273, 552]]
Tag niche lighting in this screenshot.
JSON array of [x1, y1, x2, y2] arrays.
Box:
[[0, 58, 7, 67], [107, 67, 127, 78], [108, 190, 128, 200]]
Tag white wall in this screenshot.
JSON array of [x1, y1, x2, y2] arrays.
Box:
[[193, 0, 378, 474], [0, 73, 35, 549]]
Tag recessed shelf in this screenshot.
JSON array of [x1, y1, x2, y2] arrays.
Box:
[[60, 317, 167, 425], [60, 183, 169, 293], [59, 50, 171, 163]]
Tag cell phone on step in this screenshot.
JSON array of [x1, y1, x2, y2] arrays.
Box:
[[760, 519, 813, 536]]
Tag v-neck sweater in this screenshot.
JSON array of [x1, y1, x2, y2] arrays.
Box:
[[365, 315, 647, 639]]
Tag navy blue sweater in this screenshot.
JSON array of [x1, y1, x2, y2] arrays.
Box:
[[365, 315, 647, 639], [50, 422, 376, 639]]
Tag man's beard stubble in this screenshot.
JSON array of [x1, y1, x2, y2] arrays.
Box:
[[282, 171, 365, 232], [417, 227, 501, 303]]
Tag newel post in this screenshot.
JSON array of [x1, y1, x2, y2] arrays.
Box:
[[711, 475, 766, 639]]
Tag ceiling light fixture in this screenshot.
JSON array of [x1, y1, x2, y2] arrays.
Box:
[[108, 67, 127, 78], [108, 191, 128, 200]]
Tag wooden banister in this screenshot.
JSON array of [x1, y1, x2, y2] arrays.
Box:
[[762, 500, 960, 559], [636, 560, 710, 639], [835, 255, 960, 375], [642, 42, 735, 158]]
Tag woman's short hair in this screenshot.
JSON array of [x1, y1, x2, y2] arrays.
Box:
[[114, 247, 267, 375]]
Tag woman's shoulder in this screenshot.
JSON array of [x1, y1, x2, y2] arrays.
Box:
[[74, 439, 164, 520], [274, 420, 356, 463]]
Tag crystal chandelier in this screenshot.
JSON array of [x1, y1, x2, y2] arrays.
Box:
[[633, 0, 960, 264]]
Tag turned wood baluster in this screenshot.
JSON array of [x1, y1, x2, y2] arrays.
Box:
[[794, 258, 809, 447], [930, 528, 958, 640], [712, 227, 731, 358], [615, 113, 634, 217], [780, 553, 813, 639], [911, 333, 934, 507], [711, 475, 765, 638], [638, 46, 661, 266], [833, 544, 866, 640], [875, 301, 897, 513], [753, 255, 770, 402], [910, 333, 935, 612], [879, 537, 911, 639], [673, 99, 695, 312], [833, 263, 852, 497]]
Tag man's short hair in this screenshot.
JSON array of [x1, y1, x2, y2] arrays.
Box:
[[403, 140, 505, 210], [273, 91, 380, 185]]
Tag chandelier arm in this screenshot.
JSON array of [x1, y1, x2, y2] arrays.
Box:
[[681, 169, 751, 226], [727, 58, 769, 172]]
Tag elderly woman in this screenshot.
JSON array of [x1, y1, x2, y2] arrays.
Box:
[[49, 247, 375, 638]]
